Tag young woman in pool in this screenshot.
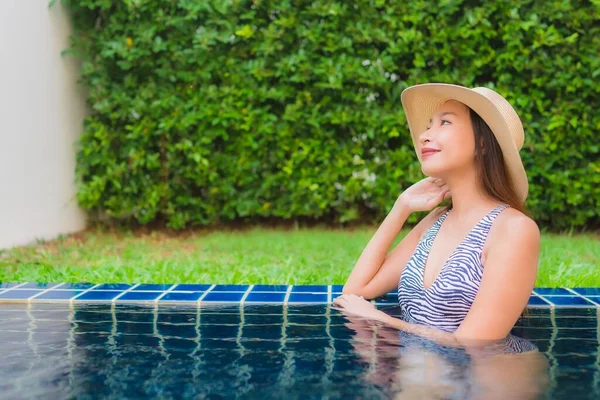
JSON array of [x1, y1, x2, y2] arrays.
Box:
[[333, 83, 540, 347]]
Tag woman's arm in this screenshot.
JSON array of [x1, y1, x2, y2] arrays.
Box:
[[380, 314, 463, 348], [342, 177, 451, 299], [343, 204, 447, 299], [342, 204, 411, 295], [333, 294, 467, 348]]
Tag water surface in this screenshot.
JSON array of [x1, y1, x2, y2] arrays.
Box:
[[0, 304, 597, 399]]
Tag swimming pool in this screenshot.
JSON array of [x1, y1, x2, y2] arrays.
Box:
[[0, 283, 598, 399]]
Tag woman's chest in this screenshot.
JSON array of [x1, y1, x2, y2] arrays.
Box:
[[400, 252, 485, 296], [398, 257, 484, 327]]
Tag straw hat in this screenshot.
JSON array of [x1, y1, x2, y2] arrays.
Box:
[[400, 83, 528, 204]]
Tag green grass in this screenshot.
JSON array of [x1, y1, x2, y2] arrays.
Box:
[[0, 226, 598, 287]]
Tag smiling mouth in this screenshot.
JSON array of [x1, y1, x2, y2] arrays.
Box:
[[421, 151, 440, 159]]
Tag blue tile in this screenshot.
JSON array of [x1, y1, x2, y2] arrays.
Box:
[[0, 282, 25, 289], [117, 291, 163, 301], [202, 292, 245, 302], [0, 290, 42, 299], [160, 292, 204, 302], [211, 285, 249, 292], [74, 291, 122, 301], [17, 282, 61, 290], [92, 284, 132, 291], [33, 290, 83, 300], [173, 284, 212, 291], [584, 296, 600, 304], [288, 293, 328, 303], [527, 296, 550, 306], [291, 285, 328, 293], [245, 292, 286, 303], [132, 284, 173, 291], [571, 288, 600, 296], [251, 285, 289, 292], [543, 296, 596, 306], [331, 285, 344, 293], [331, 293, 343, 301], [533, 288, 572, 296], [57, 283, 96, 290]]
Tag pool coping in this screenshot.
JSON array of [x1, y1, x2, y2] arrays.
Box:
[[0, 282, 599, 308]]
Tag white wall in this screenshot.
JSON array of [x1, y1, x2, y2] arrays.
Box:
[[0, 1, 87, 249]]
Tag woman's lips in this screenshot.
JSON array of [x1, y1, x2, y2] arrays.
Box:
[[421, 150, 440, 159]]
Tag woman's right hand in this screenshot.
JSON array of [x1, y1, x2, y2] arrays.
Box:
[[395, 177, 451, 213]]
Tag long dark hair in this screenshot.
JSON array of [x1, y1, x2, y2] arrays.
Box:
[[441, 106, 532, 320]]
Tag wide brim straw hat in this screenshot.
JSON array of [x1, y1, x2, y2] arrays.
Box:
[[400, 83, 528, 204]]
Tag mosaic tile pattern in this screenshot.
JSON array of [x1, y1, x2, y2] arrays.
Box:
[[0, 282, 598, 307]]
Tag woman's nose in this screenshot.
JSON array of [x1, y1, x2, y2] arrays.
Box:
[[419, 129, 432, 145]]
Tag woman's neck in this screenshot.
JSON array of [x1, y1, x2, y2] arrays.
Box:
[[442, 170, 501, 220]]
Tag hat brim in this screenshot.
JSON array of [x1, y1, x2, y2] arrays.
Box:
[[401, 83, 528, 204]]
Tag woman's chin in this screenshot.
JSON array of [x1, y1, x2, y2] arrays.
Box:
[[420, 163, 443, 177]]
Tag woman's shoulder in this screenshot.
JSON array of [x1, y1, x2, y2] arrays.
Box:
[[487, 205, 540, 249], [496, 206, 540, 235]]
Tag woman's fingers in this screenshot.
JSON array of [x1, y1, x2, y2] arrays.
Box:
[[425, 177, 447, 185], [333, 293, 367, 305], [333, 295, 348, 306], [333, 294, 364, 308]]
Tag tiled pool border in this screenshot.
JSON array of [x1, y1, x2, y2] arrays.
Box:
[[0, 283, 599, 308]]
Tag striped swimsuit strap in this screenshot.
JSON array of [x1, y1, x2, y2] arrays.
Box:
[[419, 204, 510, 275], [428, 203, 510, 250]]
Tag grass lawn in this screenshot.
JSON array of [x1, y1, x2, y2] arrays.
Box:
[[0, 225, 598, 288]]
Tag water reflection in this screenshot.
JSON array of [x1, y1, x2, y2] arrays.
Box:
[[343, 314, 550, 399]]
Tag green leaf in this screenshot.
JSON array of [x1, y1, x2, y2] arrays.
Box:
[[235, 25, 254, 39]]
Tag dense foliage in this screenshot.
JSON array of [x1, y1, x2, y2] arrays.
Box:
[[61, 0, 600, 230]]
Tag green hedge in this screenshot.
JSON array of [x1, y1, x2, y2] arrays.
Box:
[[61, 0, 600, 230]]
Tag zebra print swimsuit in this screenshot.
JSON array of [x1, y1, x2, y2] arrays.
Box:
[[397, 204, 510, 332], [396, 203, 538, 368]]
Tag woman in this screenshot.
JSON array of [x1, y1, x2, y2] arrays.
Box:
[[333, 83, 541, 348]]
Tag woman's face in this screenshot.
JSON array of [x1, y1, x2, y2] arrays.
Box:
[[418, 100, 476, 177]]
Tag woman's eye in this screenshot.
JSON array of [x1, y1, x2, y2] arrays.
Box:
[[426, 120, 450, 130]]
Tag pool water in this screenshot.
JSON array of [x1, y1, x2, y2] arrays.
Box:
[[0, 303, 598, 399]]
